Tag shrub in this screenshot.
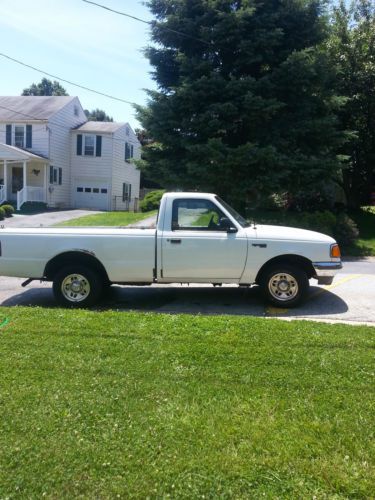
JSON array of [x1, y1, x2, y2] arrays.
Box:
[[333, 213, 359, 247], [287, 210, 358, 247], [140, 190, 165, 212], [0, 207, 5, 221], [1, 204, 15, 217]]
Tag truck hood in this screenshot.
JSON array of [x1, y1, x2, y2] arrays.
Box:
[[250, 224, 336, 244]]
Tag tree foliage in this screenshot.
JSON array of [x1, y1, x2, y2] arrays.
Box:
[[327, 0, 375, 207], [136, 0, 345, 208], [84, 108, 113, 122], [22, 78, 68, 96]]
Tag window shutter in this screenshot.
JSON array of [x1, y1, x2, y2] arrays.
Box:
[[58, 168, 62, 185], [129, 184, 132, 201], [122, 183, 126, 202], [6, 125, 11, 145], [26, 125, 32, 148], [125, 142, 130, 161], [77, 134, 82, 155], [96, 135, 102, 157], [49, 166, 54, 184]]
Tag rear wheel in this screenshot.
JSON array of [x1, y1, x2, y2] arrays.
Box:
[[260, 265, 309, 308], [53, 265, 103, 307]]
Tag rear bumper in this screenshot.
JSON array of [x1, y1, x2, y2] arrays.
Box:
[[312, 261, 342, 285]]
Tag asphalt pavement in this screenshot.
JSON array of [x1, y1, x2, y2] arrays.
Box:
[[0, 260, 373, 325]]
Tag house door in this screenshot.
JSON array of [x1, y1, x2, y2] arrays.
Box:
[[11, 167, 23, 197]]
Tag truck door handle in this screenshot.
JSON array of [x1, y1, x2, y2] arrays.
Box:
[[252, 243, 267, 248], [168, 239, 181, 244]]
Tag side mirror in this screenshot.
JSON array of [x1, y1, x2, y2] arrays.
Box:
[[219, 217, 237, 233]]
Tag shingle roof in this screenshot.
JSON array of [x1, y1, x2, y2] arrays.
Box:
[[0, 96, 75, 121], [74, 121, 126, 133]]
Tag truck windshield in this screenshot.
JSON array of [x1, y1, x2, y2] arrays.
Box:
[[215, 196, 250, 228]]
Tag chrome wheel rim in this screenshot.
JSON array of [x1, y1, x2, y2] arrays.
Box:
[[61, 274, 90, 302], [268, 273, 298, 302]]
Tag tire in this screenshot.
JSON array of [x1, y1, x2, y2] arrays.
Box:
[[52, 265, 103, 307], [260, 264, 309, 308]]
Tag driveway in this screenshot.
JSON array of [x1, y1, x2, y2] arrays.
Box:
[[2, 209, 103, 228], [0, 260, 374, 325]]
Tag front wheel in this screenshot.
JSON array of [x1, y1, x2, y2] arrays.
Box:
[[53, 265, 103, 307], [260, 265, 309, 308]]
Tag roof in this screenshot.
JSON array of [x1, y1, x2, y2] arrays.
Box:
[[0, 96, 75, 121], [0, 143, 48, 162], [74, 121, 126, 133]]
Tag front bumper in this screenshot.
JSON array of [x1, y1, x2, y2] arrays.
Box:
[[312, 261, 343, 285]]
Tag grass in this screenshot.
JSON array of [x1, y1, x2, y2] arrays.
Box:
[[346, 207, 375, 256], [0, 307, 374, 498], [56, 210, 157, 227]]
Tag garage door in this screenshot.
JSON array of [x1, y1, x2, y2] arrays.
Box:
[[74, 180, 109, 210]]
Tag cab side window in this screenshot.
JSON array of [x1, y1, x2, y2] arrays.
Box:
[[172, 199, 227, 231]]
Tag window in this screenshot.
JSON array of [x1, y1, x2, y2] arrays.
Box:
[[85, 187, 91, 193], [84, 135, 95, 156], [77, 187, 83, 192], [126, 127, 130, 136], [125, 142, 134, 162], [101, 188, 108, 194], [76, 134, 102, 157], [49, 166, 62, 185], [93, 188, 99, 193], [14, 126, 25, 147], [122, 183, 132, 202], [5, 125, 32, 148], [172, 199, 227, 231], [74, 105, 79, 116]]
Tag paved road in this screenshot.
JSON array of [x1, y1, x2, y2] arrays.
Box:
[[0, 260, 373, 325], [2, 210, 103, 228]]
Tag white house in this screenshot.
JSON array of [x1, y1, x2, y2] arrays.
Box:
[[0, 96, 141, 211]]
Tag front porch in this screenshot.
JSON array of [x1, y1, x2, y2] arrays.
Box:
[[0, 144, 48, 210]]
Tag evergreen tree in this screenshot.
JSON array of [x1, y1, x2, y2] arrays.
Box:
[[136, 0, 345, 208], [22, 78, 68, 96], [328, 0, 375, 207]]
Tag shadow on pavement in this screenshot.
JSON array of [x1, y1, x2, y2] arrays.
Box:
[[0, 284, 348, 317]]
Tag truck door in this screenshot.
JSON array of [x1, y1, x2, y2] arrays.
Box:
[[160, 198, 248, 281]]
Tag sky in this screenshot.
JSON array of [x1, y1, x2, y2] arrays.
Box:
[[0, 0, 156, 128]]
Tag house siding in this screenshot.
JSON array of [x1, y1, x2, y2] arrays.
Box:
[[0, 122, 49, 157], [111, 124, 141, 210], [47, 97, 86, 208], [70, 131, 113, 209]]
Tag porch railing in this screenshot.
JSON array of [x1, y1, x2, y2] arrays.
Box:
[[17, 187, 46, 210], [0, 185, 5, 205]]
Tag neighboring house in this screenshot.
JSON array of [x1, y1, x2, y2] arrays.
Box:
[[0, 96, 140, 211]]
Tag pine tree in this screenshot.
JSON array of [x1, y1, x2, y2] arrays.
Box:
[[136, 0, 345, 209], [328, 0, 375, 207]]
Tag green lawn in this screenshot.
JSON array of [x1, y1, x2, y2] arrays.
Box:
[[0, 307, 374, 498], [56, 210, 157, 227], [347, 207, 375, 256]]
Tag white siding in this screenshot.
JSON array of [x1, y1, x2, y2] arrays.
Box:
[[111, 124, 141, 211], [47, 97, 86, 208], [70, 131, 113, 209], [0, 122, 49, 157]]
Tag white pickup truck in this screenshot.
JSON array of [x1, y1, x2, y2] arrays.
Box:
[[0, 192, 342, 308]]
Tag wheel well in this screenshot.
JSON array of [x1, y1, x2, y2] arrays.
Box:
[[255, 254, 315, 284], [44, 251, 109, 282]]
